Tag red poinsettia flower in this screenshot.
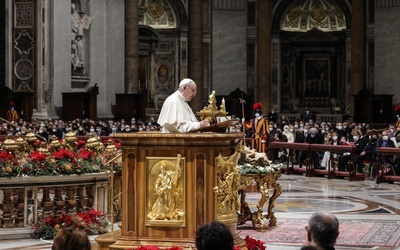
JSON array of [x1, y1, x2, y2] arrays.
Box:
[[0, 151, 14, 160], [34, 139, 42, 147], [29, 151, 47, 162], [78, 149, 94, 160], [52, 148, 74, 159], [136, 246, 160, 250], [77, 139, 86, 148], [244, 235, 266, 250]]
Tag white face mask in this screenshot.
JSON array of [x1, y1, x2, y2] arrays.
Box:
[[284, 128, 289, 132], [332, 136, 338, 141], [255, 113, 260, 118], [383, 135, 389, 141], [90, 129, 95, 133], [289, 129, 294, 132], [303, 129, 308, 133], [336, 126, 342, 130]]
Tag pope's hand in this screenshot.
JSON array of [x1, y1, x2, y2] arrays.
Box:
[[200, 120, 210, 128]]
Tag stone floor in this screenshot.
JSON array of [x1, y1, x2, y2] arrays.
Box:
[[1, 173, 400, 250]]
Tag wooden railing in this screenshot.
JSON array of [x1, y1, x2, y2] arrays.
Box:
[[269, 141, 400, 183]]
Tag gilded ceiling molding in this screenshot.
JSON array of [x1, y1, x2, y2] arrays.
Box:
[[281, 0, 346, 32], [375, 0, 400, 8], [138, 0, 177, 28]]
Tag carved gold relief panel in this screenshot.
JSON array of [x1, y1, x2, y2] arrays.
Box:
[[146, 155, 186, 227]]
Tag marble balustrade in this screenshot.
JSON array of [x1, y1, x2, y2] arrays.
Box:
[[0, 173, 119, 239]]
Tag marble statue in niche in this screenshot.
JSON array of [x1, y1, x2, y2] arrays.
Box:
[[71, 2, 90, 76]]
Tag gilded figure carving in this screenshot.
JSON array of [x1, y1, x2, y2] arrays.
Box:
[[148, 156, 184, 221]]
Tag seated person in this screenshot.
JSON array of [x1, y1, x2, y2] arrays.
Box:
[[195, 220, 233, 250], [353, 132, 378, 173], [305, 212, 339, 250], [337, 130, 368, 172], [52, 228, 91, 250]]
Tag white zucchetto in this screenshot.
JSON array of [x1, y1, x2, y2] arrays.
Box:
[[179, 78, 194, 88]]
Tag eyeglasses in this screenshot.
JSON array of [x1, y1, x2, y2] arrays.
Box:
[[187, 86, 197, 93]]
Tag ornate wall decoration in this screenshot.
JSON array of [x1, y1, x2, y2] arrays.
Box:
[[14, 31, 34, 55], [156, 63, 171, 85], [12, 0, 35, 92], [14, 59, 34, 80], [14, 2, 34, 28], [146, 155, 185, 227], [138, 0, 177, 28], [281, 0, 346, 32]]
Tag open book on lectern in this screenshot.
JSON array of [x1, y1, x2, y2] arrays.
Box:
[[194, 119, 239, 133]]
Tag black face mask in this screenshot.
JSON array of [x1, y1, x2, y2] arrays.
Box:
[[371, 138, 377, 143]]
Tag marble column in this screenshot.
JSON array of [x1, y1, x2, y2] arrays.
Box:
[[350, 1, 366, 96], [125, 0, 139, 93], [188, 0, 203, 113], [257, 0, 272, 113]]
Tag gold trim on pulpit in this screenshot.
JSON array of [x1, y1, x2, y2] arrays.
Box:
[[146, 155, 186, 227]]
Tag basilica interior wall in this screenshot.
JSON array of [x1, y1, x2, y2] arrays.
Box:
[[50, 0, 124, 119], [212, 7, 247, 96], [375, 5, 400, 105], [89, 0, 125, 119], [51, 1, 72, 112]]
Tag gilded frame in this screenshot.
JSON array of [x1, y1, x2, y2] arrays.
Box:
[[145, 156, 186, 227], [302, 58, 331, 97]]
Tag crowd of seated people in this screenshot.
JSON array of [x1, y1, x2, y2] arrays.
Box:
[[258, 117, 400, 176], [1, 114, 400, 175], [0, 117, 162, 141]]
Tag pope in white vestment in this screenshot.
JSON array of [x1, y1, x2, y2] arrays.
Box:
[[158, 78, 210, 133]]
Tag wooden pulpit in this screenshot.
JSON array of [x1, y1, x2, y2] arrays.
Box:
[[96, 132, 245, 249]]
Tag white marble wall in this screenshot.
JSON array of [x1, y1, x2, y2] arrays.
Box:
[[51, 0, 71, 111], [89, 0, 125, 118], [375, 6, 400, 104], [212, 8, 247, 95], [50, 0, 124, 118]]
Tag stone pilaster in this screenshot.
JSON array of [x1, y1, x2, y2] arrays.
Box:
[[257, 0, 272, 113], [188, 0, 203, 113], [125, 0, 139, 93], [350, 0, 366, 96]]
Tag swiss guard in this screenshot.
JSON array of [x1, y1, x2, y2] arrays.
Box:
[[244, 102, 270, 153], [6, 101, 19, 122]]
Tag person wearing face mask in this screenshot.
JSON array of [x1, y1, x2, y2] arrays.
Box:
[[301, 107, 316, 123], [48, 124, 63, 139], [353, 132, 379, 174], [334, 123, 348, 141], [157, 78, 210, 133], [267, 108, 278, 123], [305, 127, 323, 169], [374, 130, 395, 171], [337, 130, 368, 172], [76, 126, 86, 136], [243, 103, 270, 153], [37, 127, 49, 141]]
